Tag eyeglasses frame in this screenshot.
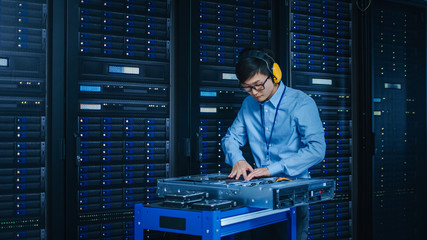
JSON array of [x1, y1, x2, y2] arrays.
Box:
[[240, 76, 270, 93]]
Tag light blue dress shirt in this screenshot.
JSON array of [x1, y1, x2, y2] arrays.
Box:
[[221, 83, 326, 178]]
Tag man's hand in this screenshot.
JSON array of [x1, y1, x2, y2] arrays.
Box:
[[246, 167, 270, 181], [229, 160, 254, 180]]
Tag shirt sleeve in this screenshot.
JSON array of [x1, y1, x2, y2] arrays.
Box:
[[267, 97, 326, 177], [221, 104, 248, 167]]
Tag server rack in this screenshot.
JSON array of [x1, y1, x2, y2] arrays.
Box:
[[0, 0, 48, 239], [288, 1, 353, 239], [66, 1, 171, 239], [371, 1, 426, 239], [194, 0, 273, 175]]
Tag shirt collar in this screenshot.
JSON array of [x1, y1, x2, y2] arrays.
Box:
[[264, 82, 286, 108]]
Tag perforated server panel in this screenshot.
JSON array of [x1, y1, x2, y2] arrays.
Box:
[[197, 0, 272, 174], [70, 1, 171, 239], [289, 1, 353, 239], [0, 1, 47, 239], [372, 2, 426, 239]]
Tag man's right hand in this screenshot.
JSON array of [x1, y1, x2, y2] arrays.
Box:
[[229, 160, 254, 180]]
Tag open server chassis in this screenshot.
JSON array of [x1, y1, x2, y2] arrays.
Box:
[[134, 173, 335, 239]]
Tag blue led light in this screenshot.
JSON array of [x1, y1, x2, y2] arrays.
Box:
[[108, 65, 140, 74], [80, 85, 101, 92]]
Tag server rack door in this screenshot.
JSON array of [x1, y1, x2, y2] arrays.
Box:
[[49, 0, 67, 239], [0, 0, 48, 239], [193, 0, 273, 176], [371, 1, 426, 239], [65, 1, 171, 239], [288, 0, 354, 239]]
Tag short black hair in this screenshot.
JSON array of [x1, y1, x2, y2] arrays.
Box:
[[235, 47, 276, 84]]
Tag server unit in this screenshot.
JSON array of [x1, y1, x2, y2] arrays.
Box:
[[288, 1, 353, 239], [0, 0, 47, 239], [196, 0, 273, 175], [371, 1, 426, 239], [66, 1, 171, 239]]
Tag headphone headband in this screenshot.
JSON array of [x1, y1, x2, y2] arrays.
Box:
[[239, 50, 273, 62], [239, 50, 282, 83]]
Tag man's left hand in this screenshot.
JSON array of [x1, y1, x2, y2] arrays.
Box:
[[246, 167, 270, 180]]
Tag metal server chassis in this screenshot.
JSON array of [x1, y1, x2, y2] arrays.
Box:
[[156, 173, 335, 209]]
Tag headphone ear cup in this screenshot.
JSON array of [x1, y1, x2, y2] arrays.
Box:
[[272, 62, 282, 83]]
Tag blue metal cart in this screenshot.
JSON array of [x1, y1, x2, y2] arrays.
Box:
[[135, 203, 296, 240]]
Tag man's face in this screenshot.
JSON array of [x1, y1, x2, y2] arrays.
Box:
[[241, 73, 278, 102]]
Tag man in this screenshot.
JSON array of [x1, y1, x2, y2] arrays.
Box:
[[221, 47, 326, 240]]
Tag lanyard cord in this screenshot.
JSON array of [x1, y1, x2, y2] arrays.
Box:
[[260, 85, 286, 161]]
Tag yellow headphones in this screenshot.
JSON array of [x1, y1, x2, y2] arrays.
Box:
[[239, 50, 282, 83]]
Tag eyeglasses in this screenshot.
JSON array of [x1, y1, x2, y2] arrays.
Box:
[[240, 76, 269, 93]]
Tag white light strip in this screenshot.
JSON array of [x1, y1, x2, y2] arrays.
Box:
[[222, 73, 238, 80], [0, 57, 8, 67], [312, 78, 332, 85], [80, 103, 101, 110], [384, 83, 401, 89], [200, 107, 217, 113]]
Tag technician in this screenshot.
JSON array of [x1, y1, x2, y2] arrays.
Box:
[[221, 47, 326, 240]]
